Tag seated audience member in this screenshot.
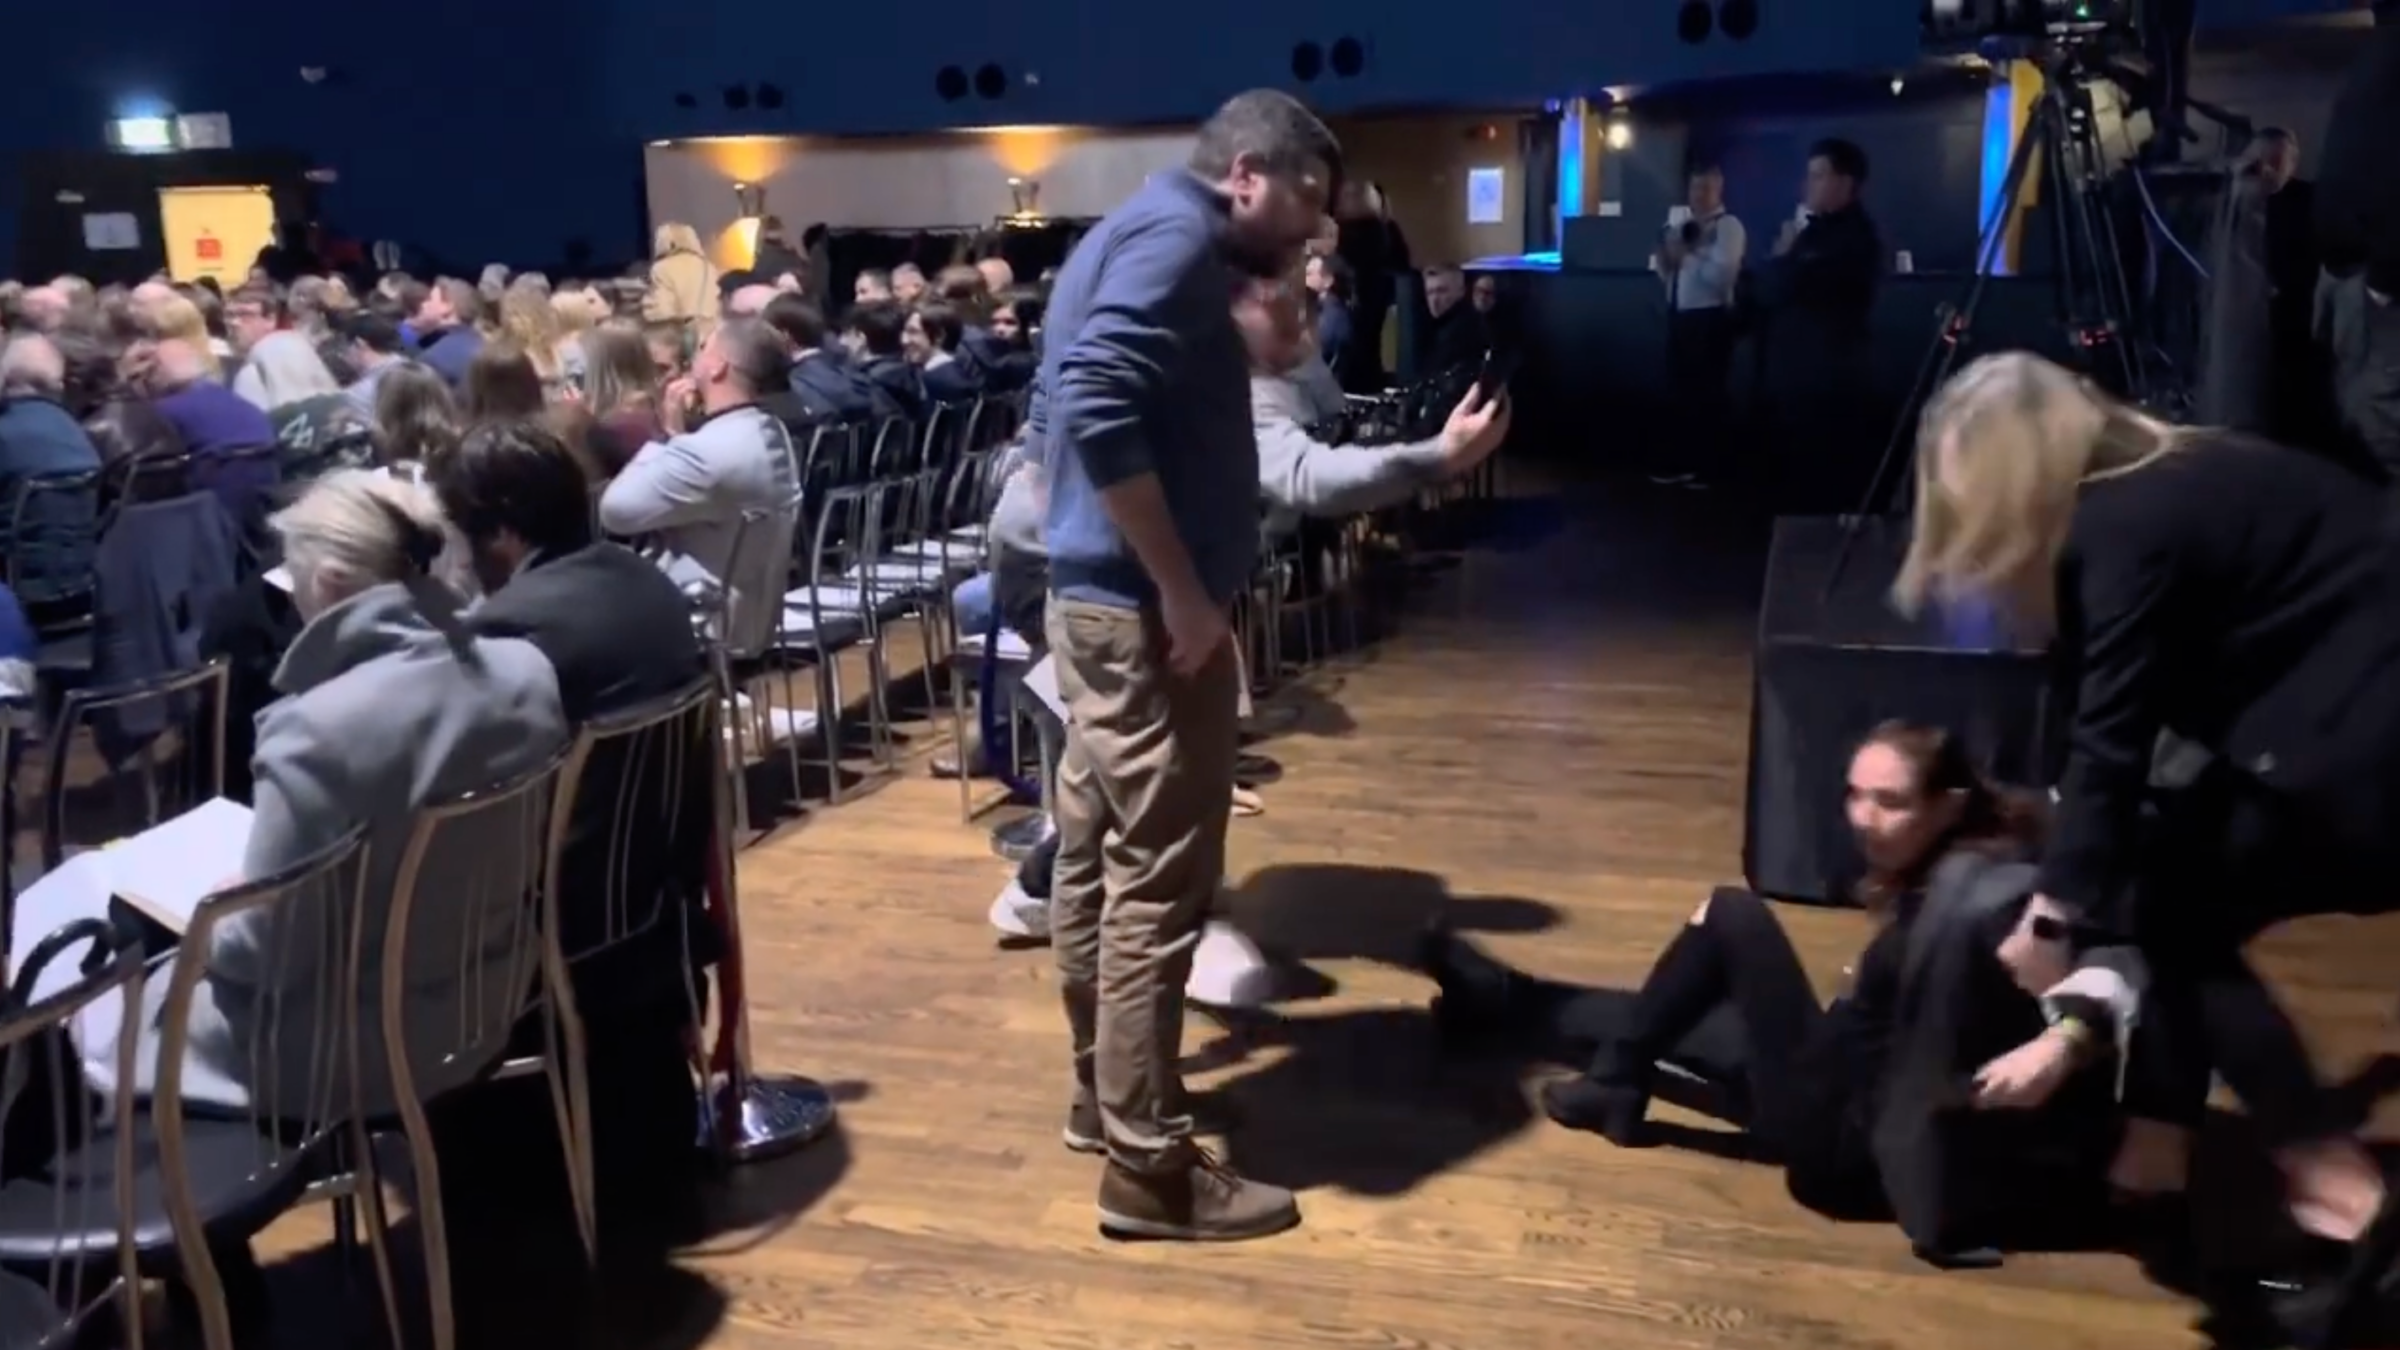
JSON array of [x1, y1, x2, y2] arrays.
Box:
[[890, 263, 928, 307], [461, 343, 549, 424], [141, 293, 225, 382], [419, 279, 489, 387], [642, 322, 687, 382], [975, 256, 1016, 297], [844, 301, 924, 420], [342, 310, 415, 419], [433, 421, 719, 1133], [905, 300, 981, 402], [220, 286, 281, 369], [499, 277, 576, 393], [935, 264, 991, 317], [760, 296, 874, 425], [1422, 723, 2125, 1263], [967, 289, 1043, 392], [557, 326, 664, 479], [853, 269, 894, 307], [0, 334, 104, 606], [1416, 265, 1489, 377], [1303, 251, 1357, 379], [130, 310, 278, 526], [371, 362, 464, 472], [16, 285, 72, 333], [598, 317, 800, 655], [1241, 279, 1506, 517], [234, 327, 378, 482], [82, 471, 568, 1117]]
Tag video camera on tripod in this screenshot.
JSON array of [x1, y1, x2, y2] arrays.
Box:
[[1823, 0, 2160, 594]]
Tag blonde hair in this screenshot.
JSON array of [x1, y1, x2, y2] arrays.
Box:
[[272, 470, 454, 603], [1893, 352, 2185, 631], [140, 293, 222, 380], [499, 281, 564, 379], [653, 223, 704, 259], [550, 288, 599, 336]]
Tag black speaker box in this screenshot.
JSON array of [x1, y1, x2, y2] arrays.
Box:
[[1743, 515, 2066, 906]]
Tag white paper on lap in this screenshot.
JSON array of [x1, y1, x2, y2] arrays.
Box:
[[107, 797, 254, 933], [1021, 655, 1067, 722]]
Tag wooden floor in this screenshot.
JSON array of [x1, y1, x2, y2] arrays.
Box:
[[255, 476, 2400, 1350]]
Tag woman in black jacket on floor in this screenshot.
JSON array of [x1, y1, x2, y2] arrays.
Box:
[[1896, 353, 2400, 1260], [1424, 722, 2128, 1261]]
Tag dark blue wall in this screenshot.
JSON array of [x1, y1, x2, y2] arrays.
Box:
[[3, 0, 635, 271], [594, 0, 1923, 145], [0, 0, 2356, 271]]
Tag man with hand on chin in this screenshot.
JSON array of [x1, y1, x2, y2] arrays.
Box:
[[1036, 88, 1338, 1243]]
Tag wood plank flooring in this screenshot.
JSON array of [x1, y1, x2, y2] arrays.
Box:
[[253, 479, 2400, 1350]]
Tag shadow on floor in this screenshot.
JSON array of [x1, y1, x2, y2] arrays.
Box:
[[1219, 862, 1562, 968], [1208, 1003, 1537, 1199]]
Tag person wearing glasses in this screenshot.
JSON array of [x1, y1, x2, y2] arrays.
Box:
[[1421, 722, 2129, 1265]]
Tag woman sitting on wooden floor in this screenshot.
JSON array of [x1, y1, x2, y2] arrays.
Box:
[[1421, 721, 2135, 1265]]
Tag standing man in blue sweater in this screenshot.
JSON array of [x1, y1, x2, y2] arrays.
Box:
[[1040, 90, 1339, 1242]]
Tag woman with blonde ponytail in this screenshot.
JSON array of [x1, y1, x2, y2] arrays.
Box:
[[1895, 350, 2400, 1280]]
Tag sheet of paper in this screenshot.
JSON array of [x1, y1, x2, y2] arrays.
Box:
[[264, 565, 293, 592], [7, 851, 115, 989], [1020, 655, 1067, 722], [107, 797, 255, 933]]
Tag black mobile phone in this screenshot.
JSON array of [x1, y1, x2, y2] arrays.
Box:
[[1475, 348, 1519, 402]]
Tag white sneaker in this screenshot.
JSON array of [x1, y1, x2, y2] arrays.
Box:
[[1185, 920, 1274, 1009], [988, 879, 1051, 940]]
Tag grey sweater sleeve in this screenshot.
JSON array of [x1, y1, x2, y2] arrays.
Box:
[[1251, 373, 1449, 517], [987, 457, 1048, 560]]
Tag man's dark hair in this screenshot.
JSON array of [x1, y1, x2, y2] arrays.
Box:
[[343, 309, 406, 355], [913, 299, 964, 354], [848, 300, 907, 357], [717, 268, 757, 301], [1687, 160, 1724, 180], [1809, 137, 1870, 184], [714, 317, 790, 393], [1189, 90, 1343, 187], [388, 277, 430, 320], [437, 276, 483, 325], [227, 284, 284, 320], [762, 294, 828, 350], [427, 419, 595, 555]]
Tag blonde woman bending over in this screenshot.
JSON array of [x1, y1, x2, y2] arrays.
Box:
[[1894, 351, 2400, 1263], [643, 223, 720, 328]]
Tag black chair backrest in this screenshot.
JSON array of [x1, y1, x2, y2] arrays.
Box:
[[0, 919, 145, 1342], [41, 659, 231, 871]]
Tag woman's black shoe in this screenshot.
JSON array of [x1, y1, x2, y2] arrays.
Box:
[[1539, 1075, 1650, 1146]]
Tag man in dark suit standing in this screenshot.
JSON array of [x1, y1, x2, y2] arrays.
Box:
[[1751, 138, 1884, 512], [427, 420, 715, 1223]]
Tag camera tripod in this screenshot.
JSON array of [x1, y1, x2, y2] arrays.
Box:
[[1823, 43, 2150, 597]]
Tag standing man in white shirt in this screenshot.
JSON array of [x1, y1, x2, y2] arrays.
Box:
[[1650, 163, 1746, 490]]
